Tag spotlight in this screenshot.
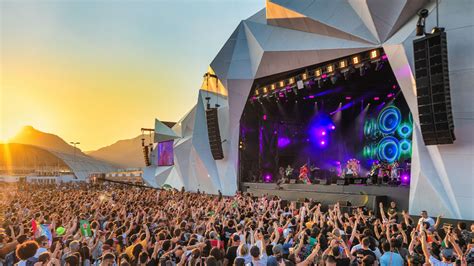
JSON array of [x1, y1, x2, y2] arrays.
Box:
[[263, 87, 268, 93], [375, 60, 385, 71], [279, 80, 285, 88], [416, 9, 429, 36], [301, 73, 308, 80], [255, 89, 259, 96], [327, 65, 334, 73], [369, 49, 380, 60], [373, 97, 380, 101], [271, 84, 276, 91], [359, 62, 370, 76], [330, 72, 340, 84], [342, 66, 355, 80], [317, 79, 323, 88], [315, 68, 322, 77], [330, 125, 336, 130], [338, 60, 347, 69], [288, 77, 295, 84], [352, 56, 361, 65], [345, 96, 352, 100]]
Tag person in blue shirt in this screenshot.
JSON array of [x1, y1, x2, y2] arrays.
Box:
[[380, 240, 403, 266]]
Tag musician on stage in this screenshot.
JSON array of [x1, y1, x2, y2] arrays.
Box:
[[276, 166, 286, 189], [390, 160, 400, 182], [369, 161, 380, 184], [285, 164, 294, 180], [298, 163, 311, 184]]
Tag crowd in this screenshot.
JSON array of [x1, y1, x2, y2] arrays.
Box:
[[0, 182, 473, 266]]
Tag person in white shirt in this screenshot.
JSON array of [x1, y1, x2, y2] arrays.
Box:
[[418, 211, 435, 229]]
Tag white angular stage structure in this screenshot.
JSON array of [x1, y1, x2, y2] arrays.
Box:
[[143, 0, 474, 220]]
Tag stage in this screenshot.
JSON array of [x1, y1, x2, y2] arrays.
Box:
[[241, 182, 410, 214]]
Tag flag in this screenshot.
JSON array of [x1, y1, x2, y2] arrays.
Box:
[[80, 220, 92, 237], [31, 219, 38, 234], [39, 224, 52, 244]]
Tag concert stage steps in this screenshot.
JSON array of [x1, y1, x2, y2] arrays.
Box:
[[241, 182, 410, 212]]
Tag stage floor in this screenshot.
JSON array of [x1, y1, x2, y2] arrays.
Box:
[[241, 182, 410, 212]]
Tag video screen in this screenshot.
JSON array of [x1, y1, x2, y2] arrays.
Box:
[[157, 140, 174, 166]]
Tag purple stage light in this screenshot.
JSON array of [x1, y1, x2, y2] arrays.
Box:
[[392, 85, 397, 89], [345, 96, 352, 100], [373, 97, 380, 101], [381, 54, 388, 60], [321, 74, 328, 79], [330, 125, 336, 130], [309, 95, 315, 99], [263, 114, 267, 120], [321, 131, 326, 136], [387, 93, 394, 98], [278, 137, 291, 148], [264, 174, 272, 182], [320, 140, 326, 145]]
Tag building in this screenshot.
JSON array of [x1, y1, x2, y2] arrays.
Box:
[[143, 0, 474, 220]]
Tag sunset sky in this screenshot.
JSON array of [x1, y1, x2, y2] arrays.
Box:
[[0, 0, 263, 151]]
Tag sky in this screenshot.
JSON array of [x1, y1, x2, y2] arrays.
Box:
[[0, 0, 263, 151]]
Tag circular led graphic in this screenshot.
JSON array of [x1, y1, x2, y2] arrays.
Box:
[[377, 106, 401, 134], [377, 136, 400, 163], [399, 139, 412, 155], [397, 122, 413, 138]]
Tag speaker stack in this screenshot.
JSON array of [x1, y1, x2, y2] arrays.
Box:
[[413, 31, 455, 145], [206, 108, 224, 160]]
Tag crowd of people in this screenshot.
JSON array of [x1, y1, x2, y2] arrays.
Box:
[[0, 182, 473, 266]]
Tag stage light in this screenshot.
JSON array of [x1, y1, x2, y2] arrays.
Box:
[[317, 79, 323, 88], [345, 96, 352, 100], [309, 95, 315, 99], [392, 85, 397, 89], [359, 62, 370, 76], [330, 125, 336, 130], [343, 67, 355, 80], [279, 81, 285, 87], [263, 87, 268, 93], [381, 54, 388, 60], [327, 65, 334, 73], [271, 84, 276, 90], [373, 97, 380, 101], [339, 60, 347, 69], [369, 49, 379, 60], [315, 69, 322, 77], [263, 114, 267, 120], [289, 77, 295, 84], [321, 131, 326, 136], [387, 93, 394, 98], [302, 73, 308, 80], [375, 60, 385, 71], [255, 89, 259, 96], [416, 9, 429, 36], [352, 56, 360, 65], [263, 174, 272, 183]]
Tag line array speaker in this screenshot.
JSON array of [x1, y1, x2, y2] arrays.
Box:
[[206, 108, 224, 160], [413, 31, 455, 145]]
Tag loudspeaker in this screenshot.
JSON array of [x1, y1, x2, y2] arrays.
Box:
[[413, 31, 455, 145], [337, 179, 348, 185], [206, 108, 224, 160]]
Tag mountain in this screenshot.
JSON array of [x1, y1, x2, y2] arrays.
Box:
[[8, 126, 84, 155], [85, 121, 176, 169], [86, 135, 145, 169]]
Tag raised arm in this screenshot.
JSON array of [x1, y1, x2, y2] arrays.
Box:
[[420, 229, 430, 263]]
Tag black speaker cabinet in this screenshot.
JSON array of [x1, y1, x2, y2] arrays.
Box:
[[413, 31, 455, 145], [206, 108, 224, 159]]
